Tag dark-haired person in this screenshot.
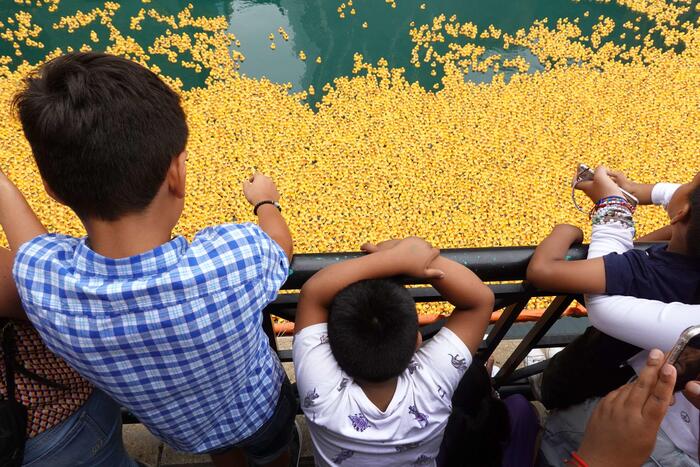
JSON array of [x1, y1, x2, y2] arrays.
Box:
[[527, 167, 700, 464], [3, 52, 297, 467], [293, 237, 494, 465]]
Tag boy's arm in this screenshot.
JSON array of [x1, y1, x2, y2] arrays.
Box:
[[295, 237, 443, 333], [243, 173, 292, 261], [0, 171, 45, 320], [0, 170, 48, 251], [526, 224, 606, 294], [255, 204, 292, 261], [0, 247, 26, 319], [637, 225, 672, 242], [427, 256, 494, 354], [608, 170, 655, 205]]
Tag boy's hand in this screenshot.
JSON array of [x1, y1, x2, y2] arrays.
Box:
[[360, 239, 400, 253], [576, 166, 623, 204], [577, 349, 676, 467], [243, 172, 280, 206], [390, 236, 444, 279], [608, 170, 635, 194]]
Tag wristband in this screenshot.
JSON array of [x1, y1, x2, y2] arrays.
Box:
[[565, 452, 588, 467], [253, 200, 281, 216]]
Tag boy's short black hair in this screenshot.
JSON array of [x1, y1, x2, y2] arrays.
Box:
[[328, 279, 418, 382], [689, 185, 700, 257], [13, 52, 188, 220]]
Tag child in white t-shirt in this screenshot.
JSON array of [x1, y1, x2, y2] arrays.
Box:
[[293, 237, 494, 466]]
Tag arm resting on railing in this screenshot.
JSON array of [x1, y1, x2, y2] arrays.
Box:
[[586, 295, 700, 352], [526, 224, 605, 294]]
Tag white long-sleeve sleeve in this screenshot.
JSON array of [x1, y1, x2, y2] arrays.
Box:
[[587, 222, 634, 259], [651, 183, 681, 211], [586, 295, 699, 351]]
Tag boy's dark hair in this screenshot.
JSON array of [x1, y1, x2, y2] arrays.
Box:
[[13, 52, 188, 220], [328, 279, 418, 382], [688, 185, 700, 257]]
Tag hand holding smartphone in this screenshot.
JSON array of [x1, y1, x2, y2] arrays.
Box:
[[666, 325, 700, 392]]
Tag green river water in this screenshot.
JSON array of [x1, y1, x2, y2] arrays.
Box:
[[0, 0, 660, 98]]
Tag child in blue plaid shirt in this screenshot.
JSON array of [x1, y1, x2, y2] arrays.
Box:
[[0, 52, 297, 466]]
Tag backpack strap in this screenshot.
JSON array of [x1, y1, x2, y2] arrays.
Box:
[[1, 321, 17, 403]]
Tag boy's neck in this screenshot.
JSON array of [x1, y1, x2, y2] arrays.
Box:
[[667, 230, 688, 256], [84, 211, 175, 259], [356, 377, 398, 412]]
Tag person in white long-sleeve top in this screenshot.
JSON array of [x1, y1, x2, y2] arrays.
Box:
[[527, 167, 700, 465]]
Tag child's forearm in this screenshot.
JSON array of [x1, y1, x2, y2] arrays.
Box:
[[301, 250, 403, 308], [428, 256, 493, 353], [527, 225, 606, 293], [626, 183, 655, 205], [638, 225, 672, 242], [0, 173, 47, 251], [528, 224, 583, 280], [429, 256, 493, 311], [255, 204, 293, 261]]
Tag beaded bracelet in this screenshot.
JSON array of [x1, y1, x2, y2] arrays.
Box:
[[590, 196, 636, 235]]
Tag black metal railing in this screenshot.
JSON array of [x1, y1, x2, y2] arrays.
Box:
[[263, 243, 656, 390]]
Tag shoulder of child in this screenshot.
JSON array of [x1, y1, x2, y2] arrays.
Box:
[[14, 232, 80, 261], [194, 222, 271, 245]]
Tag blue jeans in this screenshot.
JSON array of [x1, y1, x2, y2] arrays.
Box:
[[22, 389, 137, 467]]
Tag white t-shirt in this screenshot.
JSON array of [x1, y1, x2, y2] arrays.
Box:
[[586, 182, 699, 460], [293, 324, 471, 466]]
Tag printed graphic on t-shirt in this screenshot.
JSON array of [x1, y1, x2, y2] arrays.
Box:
[[409, 405, 429, 428], [395, 441, 420, 452], [407, 360, 422, 375], [436, 385, 447, 400], [304, 388, 319, 408], [449, 353, 468, 371], [332, 449, 354, 463], [348, 412, 372, 432], [337, 378, 349, 391], [413, 454, 433, 465]]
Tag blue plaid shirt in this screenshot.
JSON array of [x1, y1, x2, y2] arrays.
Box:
[[13, 223, 289, 453]]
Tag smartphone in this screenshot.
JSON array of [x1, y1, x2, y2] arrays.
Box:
[[666, 325, 700, 392]]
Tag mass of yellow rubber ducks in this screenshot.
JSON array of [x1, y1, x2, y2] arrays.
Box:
[[0, 0, 698, 312]]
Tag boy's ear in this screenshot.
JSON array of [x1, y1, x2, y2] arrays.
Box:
[[670, 203, 691, 225], [166, 151, 187, 199], [42, 180, 65, 205]]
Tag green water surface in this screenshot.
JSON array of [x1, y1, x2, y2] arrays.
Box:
[[0, 0, 665, 99]]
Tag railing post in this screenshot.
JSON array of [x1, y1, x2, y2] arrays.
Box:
[[478, 289, 531, 361], [494, 295, 574, 386]]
